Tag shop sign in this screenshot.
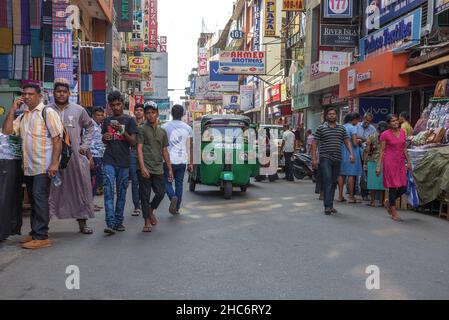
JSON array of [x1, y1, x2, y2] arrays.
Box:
[[148, 0, 158, 49], [436, 0, 449, 14], [195, 76, 209, 100], [128, 56, 150, 72], [198, 47, 208, 76], [321, 90, 347, 106], [223, 94, 241, 110], [319, 51, 351, 73], [265, 84, 281, 106], [240, 85, 254, 111], [115, 0, 134, 32], [323, 0, 353, 18], [230, 30, 244, 39], [282, 0, 305, 11], [360, 8, 422, 61], [365, 0, 426, 29], [310, 61, 329, 80], [357, 70, 372, 82], [219, 51, 266, 75], [209, 61, 239, 92], [347, 69, 356, 91], [254, 0, 261, 51], [359, 97, 392, 123], [142, 80, 154, 94], [121, 72, 143, 81], [320, 24, 358, 47], [265, 0, 277, 37]]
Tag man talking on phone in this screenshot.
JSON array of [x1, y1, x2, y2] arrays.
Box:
[[2, 84, 63, 249], [102, 91, 138, 235]]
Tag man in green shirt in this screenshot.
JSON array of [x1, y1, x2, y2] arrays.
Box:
[[137, 102, 174, 232]]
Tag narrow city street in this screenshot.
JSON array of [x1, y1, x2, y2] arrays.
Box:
[[1, 178, 449, 300]]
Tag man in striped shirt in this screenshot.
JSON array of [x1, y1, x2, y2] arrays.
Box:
[[3, 84, 63, 249], [311, 108, 354, 215]]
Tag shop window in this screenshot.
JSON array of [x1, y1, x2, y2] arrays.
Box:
[[438, 11, 449, 27]]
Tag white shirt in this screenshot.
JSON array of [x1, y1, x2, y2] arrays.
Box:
[[282, 130, 295, 153], [161, 120, 193, 165]]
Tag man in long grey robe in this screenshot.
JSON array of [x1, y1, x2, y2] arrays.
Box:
[[48, 79, 95, 234]]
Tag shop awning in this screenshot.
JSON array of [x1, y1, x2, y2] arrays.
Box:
[[243, 107, 261, 114], [401, 55, 449, 75]]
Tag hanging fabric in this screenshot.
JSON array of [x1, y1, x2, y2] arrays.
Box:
[[29, 0, 41, 29], [53, 31, 72, 58], [54, 58, 73, 86], [12, 0, 30, 45]]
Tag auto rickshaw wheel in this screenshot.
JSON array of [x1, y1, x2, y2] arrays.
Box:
[[223, 181, 232, 199]]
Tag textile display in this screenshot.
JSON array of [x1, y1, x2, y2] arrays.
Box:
[[0, 54, 12, 78], [44, 41, 52, 56], [12, 0, 30, 45], [80, 92, 93, 108], [0, 28, 12, 54], [42, 0, 52, 41], [30, 29, 42, 57], [31, 57, 43, 81], [81, 74, 93, 92], [53, 32, 72, 58], [52, 0, 70, 32], [92, 72, 106, 90], [54, 58, 73, 86], [44, 56, 54, 82], [80, 46, 93, 73], [92, 47, 105, 72], [29, 0, 41, 29], [13, 45, 30, 80], [0, 0, 12, 29], [93, 90, 106, 107]]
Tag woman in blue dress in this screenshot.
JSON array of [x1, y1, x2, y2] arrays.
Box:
[[338, 113, 363, 203]]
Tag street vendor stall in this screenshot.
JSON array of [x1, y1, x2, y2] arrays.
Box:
[[0, 133, 23, 240], [406, 85, 449, 215]]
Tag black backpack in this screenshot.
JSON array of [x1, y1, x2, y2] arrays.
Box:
[[19, 107, 72, 169]]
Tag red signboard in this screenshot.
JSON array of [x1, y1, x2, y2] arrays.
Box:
[[265, 84, 281, 106], [148, 0, 158, 49]]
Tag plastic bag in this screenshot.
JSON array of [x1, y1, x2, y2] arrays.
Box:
[[407, 171, 419, 208]]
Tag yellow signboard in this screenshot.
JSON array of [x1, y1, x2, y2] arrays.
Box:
[[282, 0, 304, 11], [265, 0, 277, 37], [128, 56, 150, 73]]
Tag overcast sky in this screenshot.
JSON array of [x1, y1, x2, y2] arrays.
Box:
[[159, 0, 235, 104]]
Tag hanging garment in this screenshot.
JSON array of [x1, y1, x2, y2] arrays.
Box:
[[54, 58, 73, 86], [44, 41, 52, 56], [29, 0, 41, 29], [92, 71, 106, 90], [0, 54, 12, 79], [32, 57, 43, 81], [92, 47, 105, 72], [44, 56, 54, 82], [0, 28, 12, 53], [80, 92, 93, 108], [93, 91, 106, 107], [30, 29, 42, 57], [80, 47, 93, 74], [0, 0, 9, 28], [81, 73, 93, 92], [52, 0, 70, 32], [12, 0, 30, 45], [42, 0, 52, 41], [0, 160, 23, 240], [53, 31, 72, 58]]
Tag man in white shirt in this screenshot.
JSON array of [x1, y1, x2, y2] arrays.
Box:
[[161, 105, 193, 214], [281, 124, 295, 182]]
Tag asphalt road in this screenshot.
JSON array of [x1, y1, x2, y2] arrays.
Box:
[[1, 177, 449, 300]]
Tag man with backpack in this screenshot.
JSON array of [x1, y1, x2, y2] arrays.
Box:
[[2, 84, 63, 249], [48, 79, 96, 234]]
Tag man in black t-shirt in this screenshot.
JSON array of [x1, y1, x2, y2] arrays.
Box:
[[102, 91, 138, 234]]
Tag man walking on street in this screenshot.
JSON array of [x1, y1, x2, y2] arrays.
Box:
[[48, 79, 96, 234], [102, 91, 138, 234], [162, 104, 193, 214], [90, 107, 106, 211], [129, 103, 145, 216], [137, 102, 174, 232], [281, 124, 295, 182], [311, 108, 354, 215], [2, 84, 63, 249]]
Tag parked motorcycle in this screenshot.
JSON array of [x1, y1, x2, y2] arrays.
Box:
[[292, 151, 316, 182]]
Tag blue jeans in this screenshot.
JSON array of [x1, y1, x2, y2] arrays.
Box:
[[164, 163, 186, 211], [319, 157, 341, 209], [103, 164, 129, 228], [129, 149, 140, 210]]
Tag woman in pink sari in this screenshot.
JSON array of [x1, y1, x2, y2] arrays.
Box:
[[376, 114, 412, 221]]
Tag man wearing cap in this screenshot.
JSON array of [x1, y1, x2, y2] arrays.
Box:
[[137, 102, 174, 232]]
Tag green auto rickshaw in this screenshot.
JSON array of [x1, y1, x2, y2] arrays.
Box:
[[188, 114, 258, 199]]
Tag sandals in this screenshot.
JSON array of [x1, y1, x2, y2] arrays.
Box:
[[149, 214, 158, 226], [79, 225, 93, 234], [132, 209, 141, 216], [142, 225, 152, 233]]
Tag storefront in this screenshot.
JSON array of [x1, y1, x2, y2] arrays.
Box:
[[321, 88, 350, 124]]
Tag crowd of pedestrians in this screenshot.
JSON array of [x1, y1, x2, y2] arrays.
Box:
[[2, 83, 192, 249]]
